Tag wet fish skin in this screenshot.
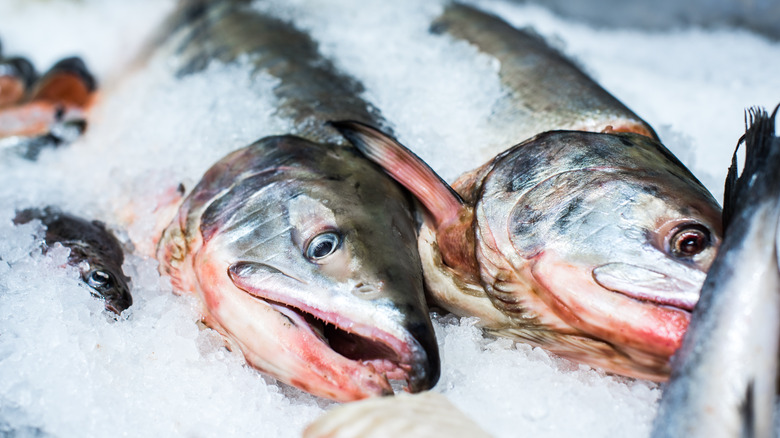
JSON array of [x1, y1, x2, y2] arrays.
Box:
[[0, 56, 37, 108], [336, 116, 721, 381], [158, 135, 439, 401], [652, 106, 780, 438], [154, 1, 439, 402], [468, 130, 721, 378], [431, 3, 657, 150], [14, 207, 133, 315]]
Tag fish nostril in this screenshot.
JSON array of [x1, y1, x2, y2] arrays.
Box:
[[352, 281, 383, 298]]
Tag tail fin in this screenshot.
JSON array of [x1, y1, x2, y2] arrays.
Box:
[[723, 104, 780, 231]]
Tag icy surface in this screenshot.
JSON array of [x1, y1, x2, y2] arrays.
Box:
[[0, 0, 778, 437]]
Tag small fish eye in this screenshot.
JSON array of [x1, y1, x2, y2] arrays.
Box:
[[670, 225, 710, 258], [306, 232, 341, 261], [87, 270, 112, 290]]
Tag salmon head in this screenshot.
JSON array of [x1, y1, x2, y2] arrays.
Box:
[[336, 122, 722, 381], [157, 135, 439, 401]]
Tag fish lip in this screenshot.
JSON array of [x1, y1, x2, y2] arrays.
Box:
[[592, 262, 701, 311], [529, 250, 692, 364], [228, 267, 427, 393]]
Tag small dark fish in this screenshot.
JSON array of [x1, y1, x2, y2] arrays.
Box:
[[0, 55, 94, 160], [153, 0, 439, 401], [332, 3, 723, 381], [14, 207, 132, 315], [652, 106, 780, 438]]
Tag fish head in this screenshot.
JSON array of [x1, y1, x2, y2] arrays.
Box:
[[13, 207, 133, 315], [159, 136, 439, 401], [477, 131, 722, 378], [67, 243, 133, 315]]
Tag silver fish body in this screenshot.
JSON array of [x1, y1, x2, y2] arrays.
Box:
[[652, 107, 780, 438], [155, 0, 439, 401], [336, 3, 722, 381], [14, 207, 132, 315]]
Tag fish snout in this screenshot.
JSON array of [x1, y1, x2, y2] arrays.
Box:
[[350, 281, 384, 299], [592, 262, 703, 310], [402, 319, 441, 393], [104, 282, 133, 315], [84, 267, 133, 315]]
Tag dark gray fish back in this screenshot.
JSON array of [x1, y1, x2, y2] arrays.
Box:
[[156, 0, 388, 144], [431, 3, 657, 141]]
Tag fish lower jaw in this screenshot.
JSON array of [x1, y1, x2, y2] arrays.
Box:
[[362, 359, 408, 381], [262, 299, 413, 391]]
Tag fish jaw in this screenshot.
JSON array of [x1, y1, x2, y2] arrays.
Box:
[[652, 107, 780, 437], [530, 249, 691, 365], [227, 260, 434, 394], [80, 263, 133, 315], [592, 263, 702, 310], [193, 251, 397, 401], [422, 215, 678, 380]]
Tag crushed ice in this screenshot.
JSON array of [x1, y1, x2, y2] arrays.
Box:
[[1, 0, 779, 437]]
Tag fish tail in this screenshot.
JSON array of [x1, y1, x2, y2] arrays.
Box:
[[723, 104, 780, 231]]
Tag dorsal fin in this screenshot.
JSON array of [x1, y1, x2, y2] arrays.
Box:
[[332, 121, 479, 280], [330, 121, 466, 227], [724, 105, 779, 232]]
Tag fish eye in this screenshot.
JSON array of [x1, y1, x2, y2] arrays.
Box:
[[669, 225, 711, 258], [305, 232, 341, 261], [87, 270, 113, 290]]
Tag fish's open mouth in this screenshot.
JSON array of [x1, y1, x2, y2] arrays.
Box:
[[260, 296, 413, 384], [225, 261, 431, 394]]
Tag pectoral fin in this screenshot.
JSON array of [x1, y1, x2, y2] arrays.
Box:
[[332, 120, 479, 278], [331, 120, 465, 228]]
